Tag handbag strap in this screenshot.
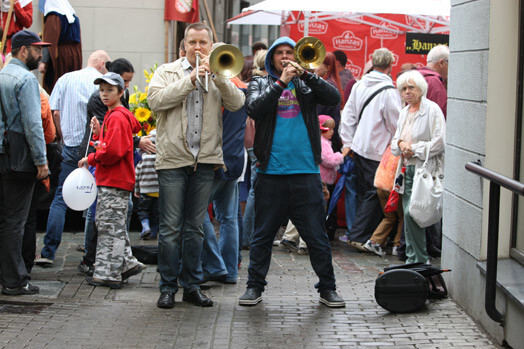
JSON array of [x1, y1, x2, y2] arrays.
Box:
[[358, 85, 396, 124]]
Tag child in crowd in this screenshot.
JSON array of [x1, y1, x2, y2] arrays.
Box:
[[319, 114, 349, 184], [135, 129, 159, 240], [78, 72, 143, 289]]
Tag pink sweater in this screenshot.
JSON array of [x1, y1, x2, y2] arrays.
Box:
[[320, 136, 344, 184]]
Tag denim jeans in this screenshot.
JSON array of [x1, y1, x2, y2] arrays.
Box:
[[348, 153, 383, 243], [343, 169, 357, 237], [41, 145, 81, 260], [247, 173, 337, 293], [201, 178, 239, 282], [157, 165, 214, 293], [242, 148, 257, 247]]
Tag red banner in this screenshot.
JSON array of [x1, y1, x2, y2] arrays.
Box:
[[288, 13, 449, 80], [165, 0, 199, 23]]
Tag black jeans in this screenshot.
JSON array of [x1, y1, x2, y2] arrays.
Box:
[[22, 180, 45, 274], [247, 173, 336, 293], [348, 153, 383, 243], [0, 172, 35, 288], [136, 194, 159, 225]]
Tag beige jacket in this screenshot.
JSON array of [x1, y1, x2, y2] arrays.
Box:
[[148, 58, 245, 170]]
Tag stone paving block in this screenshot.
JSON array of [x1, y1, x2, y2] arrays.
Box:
[[2, 231, 496, 348]]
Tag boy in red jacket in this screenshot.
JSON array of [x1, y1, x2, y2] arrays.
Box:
[[78, 72, 142, 288]]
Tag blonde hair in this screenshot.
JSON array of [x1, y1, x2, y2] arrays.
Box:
[[252, 49, 268, 77], [322, 118, 335, 130]]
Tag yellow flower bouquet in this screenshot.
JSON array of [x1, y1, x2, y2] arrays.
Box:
[[129, 63, 158, 136]]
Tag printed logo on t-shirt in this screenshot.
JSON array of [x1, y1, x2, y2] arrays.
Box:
[[277, 88, 300, 119]]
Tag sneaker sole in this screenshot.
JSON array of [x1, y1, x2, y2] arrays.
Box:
[[238, 296, 262, 306], [319, 298, 346, 308]]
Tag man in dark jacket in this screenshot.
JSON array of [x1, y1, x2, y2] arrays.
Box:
[[417, 44, 449, 118], [238, 37, 345, 308]]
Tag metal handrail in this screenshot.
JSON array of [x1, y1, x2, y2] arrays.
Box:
[[465, 161, 524, 326]]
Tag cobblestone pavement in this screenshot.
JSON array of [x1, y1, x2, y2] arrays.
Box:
[[0, 230, 498, 348]]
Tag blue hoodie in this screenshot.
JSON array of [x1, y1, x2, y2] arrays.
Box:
[[259, 37, 318, 175]]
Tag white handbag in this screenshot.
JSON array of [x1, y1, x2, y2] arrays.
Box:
[[408, 145, 444, 228]]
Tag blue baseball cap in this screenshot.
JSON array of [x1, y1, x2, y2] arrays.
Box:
[[11, 30, 51, 50]]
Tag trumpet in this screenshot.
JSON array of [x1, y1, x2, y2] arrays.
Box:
[[195, 44, 244, 93], [294, 36, 326, 70], [195, 51, 209, 93]]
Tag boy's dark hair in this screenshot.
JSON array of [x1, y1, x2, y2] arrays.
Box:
[[333, 50, 347, 67], [105, 58, 134, 75], [252, 41, 267, 55]]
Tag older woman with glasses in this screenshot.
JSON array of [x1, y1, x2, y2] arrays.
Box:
[[391, 70, 446, 264]]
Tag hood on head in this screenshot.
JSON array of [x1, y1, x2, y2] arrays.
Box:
[[265, 37, 296, 79]]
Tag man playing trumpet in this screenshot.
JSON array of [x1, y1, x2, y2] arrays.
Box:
[[239, 36, 345, 308], [148, 22, 245, 309]]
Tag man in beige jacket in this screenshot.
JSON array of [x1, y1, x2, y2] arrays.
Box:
[[148, 22, 245, 309]]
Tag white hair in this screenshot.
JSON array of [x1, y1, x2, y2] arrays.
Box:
[[427, 45, 449, 64], [396, 70, 428, 98]]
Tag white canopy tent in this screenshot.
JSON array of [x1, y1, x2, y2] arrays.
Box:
[[228, 0, 450, 35]]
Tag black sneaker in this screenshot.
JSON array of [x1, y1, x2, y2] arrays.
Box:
[[78, 262, 94, 276], [319, 290, 345, 308], [239, 288, 262, 306], [2, 283, 40, 295]]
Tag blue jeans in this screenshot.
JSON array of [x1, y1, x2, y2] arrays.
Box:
[[247, 173, 337, 293], [242, 148, 257, 247], [157, 165, 214, 293], [201, 178, 239, 282], [343, 170, 357, 236], [41, 145, 81, 260]]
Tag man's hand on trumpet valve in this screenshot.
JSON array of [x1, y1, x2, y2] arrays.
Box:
[[280, 60, 304, 84], [190, 52, 211, 86]]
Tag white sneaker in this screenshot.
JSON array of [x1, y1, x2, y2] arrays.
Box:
[[363, 240, 385, 257], [392, 246, 399, 256]]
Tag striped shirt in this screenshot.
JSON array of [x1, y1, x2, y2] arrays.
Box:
[[135, 153, 159, 194], [181, 58, 203, 159], [49, 67, 102, 147]]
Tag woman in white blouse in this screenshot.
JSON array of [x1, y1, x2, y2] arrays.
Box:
[[391, 70, 446, 264]]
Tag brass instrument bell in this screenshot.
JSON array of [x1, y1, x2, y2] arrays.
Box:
[[209, 44, 245, 79], [294, 36, 326, 70]]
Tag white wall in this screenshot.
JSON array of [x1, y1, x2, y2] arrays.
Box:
[[30, 0, 167, 92], [444, 0, 521, 344]]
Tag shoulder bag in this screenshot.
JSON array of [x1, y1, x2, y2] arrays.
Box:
[[408, 144, 443, 228], [0, 92, 37, 175]]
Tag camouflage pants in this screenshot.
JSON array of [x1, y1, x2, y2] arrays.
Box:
[[93, 186, 139, 281]]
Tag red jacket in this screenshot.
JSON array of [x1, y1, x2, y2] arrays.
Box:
[[1, 2, 33, 53], [87, 106, 141, 191], [417, 67, 447, 119]]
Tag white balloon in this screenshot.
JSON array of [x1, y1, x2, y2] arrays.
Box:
[[62, 167, 97, 211]]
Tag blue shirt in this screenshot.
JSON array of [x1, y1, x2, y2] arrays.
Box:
[[260, 81, 318, 175], [0, 58, 47, 166]]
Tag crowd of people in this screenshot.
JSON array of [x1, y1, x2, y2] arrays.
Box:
[[0, 7, 448, 310]]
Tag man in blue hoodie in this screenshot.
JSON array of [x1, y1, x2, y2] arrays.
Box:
[[239, 37, 345, 308]]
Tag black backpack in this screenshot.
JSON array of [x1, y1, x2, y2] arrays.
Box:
[[375, 263, 450, 313]]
